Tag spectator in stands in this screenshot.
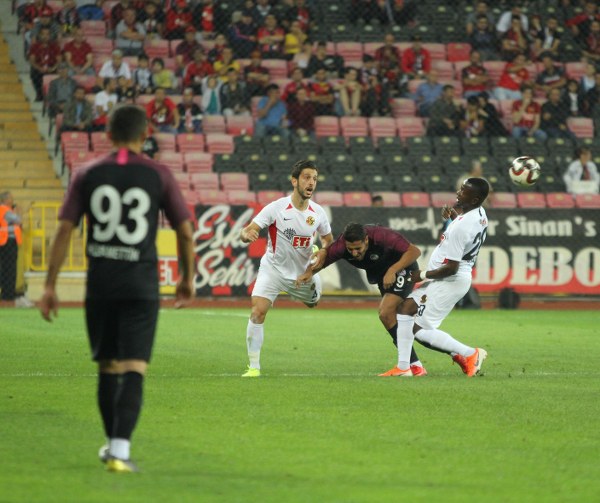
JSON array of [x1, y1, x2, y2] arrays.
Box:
[[493, 54, 531, 101], [427, 85, 460, 136], [201, 75, 223, 116], [583, 72, 600, 117], [20, 0, 47, 35], [29, 5, 61, 45], [193, 0, 216, 38], [75, 1, 105, 22], [460, 96, 486, 138], [110, 0, 132, 33], [213, 47, 241, 83], [98, 49, 132, 89], [582, 19, 600, 63], [93, 77, 118, 130], [500, 16, 528, 61], [63, 26, 94, 76], [142, 130, 159, 159], [361, 73, 391, 118], [562, 79, 585, 118], [581, 62, 597, 94], [284, 20, 307, 60], [375, 34, 402, 93], [115, 7, 146, 57], [530, 15, 561, 61], [469, 14, 499, 61], [566, 0, 600, 47], [282, 67, 310, 104], [183, 48, 214, 95], [165, 0, 193, 40], [541, 87, 576, 140], [535, 53, 567, 95], [284, 0, 313, 32], [57, 0, 80, 35], [175, 27, 201, 76], [401, 35, 430, 81], [228, 9, 257, 58], [150, 57, 176, 93], [350, 0, 386, 26], [306, 41, 344, 79], [563, 146, 600, 194], [310, 67, 335, 116], [461, 50, 490, 100], [177, 87, 202, 133], [244, 50, 270, 97], [61, 85, 93, 132], [496, 3, 528, 34], [414, 70, 443, 117], [288, 87, 316, 138], [137, 0, 165, 39], [477, 91, 508, 137], [255, 84, 289, 138], [146, 87, 179, 133], [221, 68, 250, 117], [371, 195, 384, 207], [293, 40, 313, 72], [48, 62, 77, 117], [252, 0, 272, 26], [207, 33, 227, 64], [511, 85, 547, 141], [258, 14, 285, 59], [28, 26, 61, 102], [133, 53, 152, 94], [335, 67, 362, 117], [116, 75, 136, 102], [465, 1, 495, 37], [387, 0, 418, 26]]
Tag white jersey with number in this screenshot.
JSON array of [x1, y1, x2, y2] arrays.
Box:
[[428, 206, 488, 276], [253, 196, 331, 280]]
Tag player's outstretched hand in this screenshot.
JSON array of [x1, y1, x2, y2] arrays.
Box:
[[310, 248, 327, 270], [409, 270, 422, 283], [441, 205, 458, 221], [174, 278, 194, 309], [40, 288, 59, 322], [295, 271, 313, 289]]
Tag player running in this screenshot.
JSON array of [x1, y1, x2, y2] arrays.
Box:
[[239, 160, 334, 377], [297, 222, 429, 376]]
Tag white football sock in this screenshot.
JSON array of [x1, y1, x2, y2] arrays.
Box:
[[396, 314, 414, 370], [246, 320, 264, 369], [414, 328, 475, 357], [109, 438, 130, 460]]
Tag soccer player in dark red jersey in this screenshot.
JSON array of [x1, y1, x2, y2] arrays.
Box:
[[40, 104, 195, 473], [297, 222, 428, 376]]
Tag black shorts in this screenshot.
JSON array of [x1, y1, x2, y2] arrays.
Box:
[[377, 264, 418, 298], [85, 299, 160, 362]]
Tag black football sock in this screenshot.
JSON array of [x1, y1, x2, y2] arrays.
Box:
[[415, 338, 451, 355], [387, 323, 398, 347], [113, 371, 144, 441], [410, 346, 420, 364], [98, 372, 120, 438]]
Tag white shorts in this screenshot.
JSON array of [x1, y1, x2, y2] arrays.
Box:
[[252, 262, 322, 305], [409, 275, 471, 330]]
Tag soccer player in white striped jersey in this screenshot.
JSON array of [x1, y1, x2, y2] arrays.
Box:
[[239, 160, 334, 377]]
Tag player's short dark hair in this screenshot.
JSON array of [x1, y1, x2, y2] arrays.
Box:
[[343, 222, 367, 242], [291, 159, 318, 179], [108, 104, 147, 144], [465, 177, 490, 204]]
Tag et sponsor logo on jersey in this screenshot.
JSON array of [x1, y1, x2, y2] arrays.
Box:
[[291, 235, 312, 248]]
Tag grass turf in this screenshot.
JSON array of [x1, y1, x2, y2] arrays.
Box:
[[1, 307, 599, 502]]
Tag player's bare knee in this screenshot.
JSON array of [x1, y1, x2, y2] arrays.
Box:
[[378, 306, 395, 327], [250, 310, 266, 324], [98, 359, 120, 373], [119, 359, 148, 375], [398, 299, 418, 316]]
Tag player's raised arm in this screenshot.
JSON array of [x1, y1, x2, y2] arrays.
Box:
[[240, 222, 261, 243]]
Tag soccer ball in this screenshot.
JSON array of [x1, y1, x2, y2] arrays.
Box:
[[509, 156, 541, 187]]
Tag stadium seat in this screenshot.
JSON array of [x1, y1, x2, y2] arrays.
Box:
[[546, 192, 575, 208], [483, 61, 506, 85], [135, 95, 153, 107], [144, 39, 171, 59], [190, 172, 219, 191], [430, 192, 457, 208], [335, 42, 364, 60], [407, 79, 425, 94], [446, 43, 472, 62], [176, 133, 205, 153], [390, 98, 417, 118], [65, 151, 97, 172], [340, 116, 368, 138], [227, 190, 257, 205], [396, 118, 425, 139], [257, 190, 285, 206], [431, 60, 455, 80], [184, 152, 213, 173], [226, 115, 254, 136], [87, 37, 114, 56], [221, 172, 250, 191], [375, 192, 401, 207], [156, 152, 184, 172], [80, 20, 106, 37], [203, 115, 227, 134], [363, 42, 381, 56], [205, 134, 235, 154], [343, 192, 372, 207], [314, 191, 344, 206], [154, 133, 177, 152], [489, 192, 517, 208], [196, 189, 228, 205], [566, 62, 587, 81], [401, 192, 430, 207], [173, 172, 191, 190], [180, 188, 198, 205], [567, 118, 594, 138], [517, 192, 547, 208], [61, 131, 89, 155], [90, 131, 111, 153], [574, 193, 600, 208], [422, 43, 446, 60], [261, 59, 288, 78], [369, 117, 397, 138], [314, 116, 340, 137]]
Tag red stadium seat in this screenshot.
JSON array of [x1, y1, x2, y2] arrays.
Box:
[[173, 171, 191, 190], [61, 131, 89, 154], [483, 61, 506, 85], [257, 190, 285, 206], [566, 62, 587, 81], [575, 193, 600, 208], [369, 117, 397, 138], [340, 116, 368, 138], [155, 152, 185, 172], [446, 43, 472, 62], [314, 116, 340, 137], [431, 192, 457, 208], [546, 192, 575, 208], [407, 79, 425, 94], [363, 42, 381, 56], [72, 75, 97, 93], [226, 115, 255, 136], [154, 133, 177, 152], [135, 95, 153, 107], [261, 59, 288, 78], [401, 192, 430, 207], [423, 43, 446, 60], [336, 42, 364, 60], [180, 188, 198, 205], [489, 192, 517, 208], [396, 117, 425, 138], [184, 152, 213, 173], [314, 191, 344, 206], [517, 192, 547, 208], [65, 151, 97, 172], [432, 60, 455, 80], [205, 133, 235, 154], [227, 190, 257, 205], [90, 131, 111, 153], [144, 39, 171, 59], [390, 98, 416, 118], [177, 133, 205, 153], [190, 172, 219, 191], [375, 192, 401, 207], [80, 20, 106, 37], [221, 172, 250, 191], [343, 192, 372, 207], [196, 189, 228, 205], [203, 115, 226, 134], [567, 117, 594, 138], [87, 37, 114, 56]]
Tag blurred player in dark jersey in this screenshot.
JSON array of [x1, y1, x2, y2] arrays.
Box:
[[297, 222, 428, 376], [40, 104, 195, 473]]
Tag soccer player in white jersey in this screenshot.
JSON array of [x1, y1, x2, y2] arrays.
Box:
[[239, 160, 334, 377], [381, 177, 490, 377]]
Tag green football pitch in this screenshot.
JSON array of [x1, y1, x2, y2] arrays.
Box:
[[1, 307, 598, 503]]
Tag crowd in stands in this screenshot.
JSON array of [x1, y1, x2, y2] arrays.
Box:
[[14, 0, 600, 199]]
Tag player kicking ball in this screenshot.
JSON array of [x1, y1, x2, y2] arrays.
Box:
[[239, 160, 334, 377]]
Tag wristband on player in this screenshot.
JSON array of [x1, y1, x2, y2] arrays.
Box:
[[420, 270, 428, 281]]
